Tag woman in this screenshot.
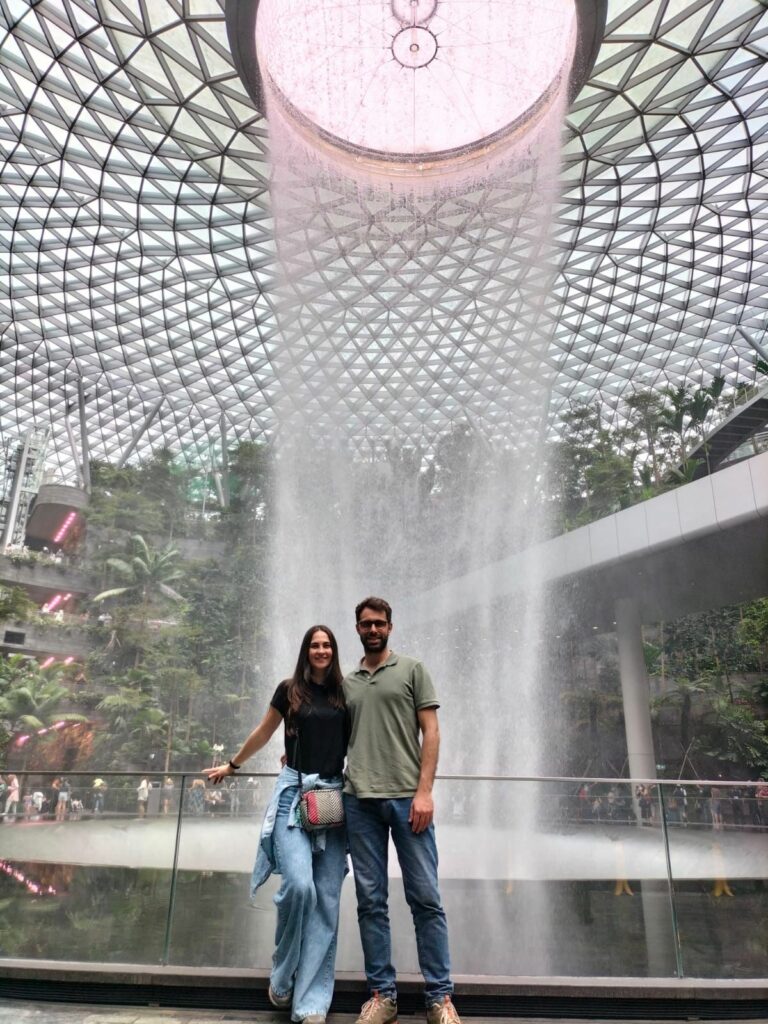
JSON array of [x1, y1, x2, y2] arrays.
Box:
[[162, 776, 175, 815], [55, 777, 70, 821], [136, 777, 149, 817], [206, 625, 347, 1024], [187, 778, 206, 816], [4, 774, 19, 822]]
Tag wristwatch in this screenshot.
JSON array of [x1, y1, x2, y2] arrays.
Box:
[[228, 759, 241, 771]]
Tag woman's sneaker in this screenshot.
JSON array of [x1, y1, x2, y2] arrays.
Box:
[[268, 984, 292, 1009], [355, 991, 398, 1024], [426, 996, 461, 1024]]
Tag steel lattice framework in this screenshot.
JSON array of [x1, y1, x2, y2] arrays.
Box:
[[0, 0, 767, 471]]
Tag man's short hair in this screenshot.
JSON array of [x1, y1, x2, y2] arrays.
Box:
[[355, 596, 392, 623]]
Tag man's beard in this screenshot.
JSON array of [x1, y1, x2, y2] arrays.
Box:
[[361, 633, 388, 653]]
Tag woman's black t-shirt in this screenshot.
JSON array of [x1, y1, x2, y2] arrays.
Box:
[[271, 680, 347, 779]]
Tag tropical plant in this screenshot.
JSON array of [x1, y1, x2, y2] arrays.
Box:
[[0, 656, 88, 765], [92, 534, 184, 618], [0, 585, 35, 620]]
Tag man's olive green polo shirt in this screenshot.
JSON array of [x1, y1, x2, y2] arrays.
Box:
[[343, 651, 439, 799]]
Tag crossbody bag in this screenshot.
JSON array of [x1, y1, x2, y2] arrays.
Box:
[[294, 727, 345, 832]]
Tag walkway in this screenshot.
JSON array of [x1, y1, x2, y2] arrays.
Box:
[[2, 815, 766, 880], [0, 1003, 749, 1024]]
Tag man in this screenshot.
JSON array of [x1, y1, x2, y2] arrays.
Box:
[[343, 596, 460, 1024]]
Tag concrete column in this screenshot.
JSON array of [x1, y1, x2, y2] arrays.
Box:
[[77, 378, 91, 493], [615, 596, 656, 781], [615, 596, 679, 976]]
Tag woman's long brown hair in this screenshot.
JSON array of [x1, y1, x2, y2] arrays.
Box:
[[284, 624, 344, 734]]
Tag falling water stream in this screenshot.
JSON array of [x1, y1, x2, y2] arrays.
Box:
[[253, 0, 578, 974]]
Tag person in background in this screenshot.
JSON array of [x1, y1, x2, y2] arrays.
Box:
[[162, 776, 175, 815], [205, 624, 348, 1024], [137, 777, 149, 817], [188, 778, 206, 816], [92, 778, 107, 815], [4, 774, 20, 821], [55, 777, 70, 821]]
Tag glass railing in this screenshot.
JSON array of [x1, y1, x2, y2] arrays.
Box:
[[0, 772, 765, 978]]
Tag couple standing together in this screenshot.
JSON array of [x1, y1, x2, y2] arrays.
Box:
[[206, 596, 460, 1024]]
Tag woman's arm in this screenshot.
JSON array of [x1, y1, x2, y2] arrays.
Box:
[[204, 706, 283, 784]]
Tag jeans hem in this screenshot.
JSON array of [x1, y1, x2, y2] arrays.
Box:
[[424, 987, 454, 1006], [367, 987, 397, 1001]]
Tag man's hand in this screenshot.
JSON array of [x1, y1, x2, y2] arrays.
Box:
[[409, 790, 434, 833]]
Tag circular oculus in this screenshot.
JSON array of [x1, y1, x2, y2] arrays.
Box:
[[256, 0, 577, 163]]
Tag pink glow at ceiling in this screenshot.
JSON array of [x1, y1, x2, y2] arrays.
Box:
[[255, 0, 577, 160]]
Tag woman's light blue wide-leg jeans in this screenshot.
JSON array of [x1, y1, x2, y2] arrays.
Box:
[[269, 785, 347, 1021]]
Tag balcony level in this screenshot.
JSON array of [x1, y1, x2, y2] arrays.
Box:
[[24, 484, 88, 549], [0, 615, 93, 660], [0, 552, 91, 602]]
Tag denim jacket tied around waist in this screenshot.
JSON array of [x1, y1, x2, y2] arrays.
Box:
[[250, 765, 344, 897]]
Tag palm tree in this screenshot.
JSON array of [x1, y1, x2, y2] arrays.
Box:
[[97, 687, 168, 767], [625, 389, 664, 488], [0, 657, 87, 766], [96, 686, 157, 733], [92, 534, 184, 623], [652, 674, 714, 755], [658, 384, 692, 463], [658, 376, 725, 468]]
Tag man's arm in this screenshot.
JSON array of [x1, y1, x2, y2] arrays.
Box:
[[409, 706, 440, 833]]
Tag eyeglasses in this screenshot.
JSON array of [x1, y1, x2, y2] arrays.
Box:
[[357, 619, 389, 631]]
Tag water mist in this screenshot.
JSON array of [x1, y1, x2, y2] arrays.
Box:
[[254, 0, 578, 975]]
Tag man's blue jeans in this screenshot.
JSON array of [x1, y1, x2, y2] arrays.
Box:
[[270, 785, 348, 1020], [344, 794, 452, 1005]]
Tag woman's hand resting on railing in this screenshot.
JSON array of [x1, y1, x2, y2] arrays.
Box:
[[204, 763, 234, 785]]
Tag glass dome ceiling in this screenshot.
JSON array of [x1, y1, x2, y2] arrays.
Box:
[[0, 0, 766, 473]]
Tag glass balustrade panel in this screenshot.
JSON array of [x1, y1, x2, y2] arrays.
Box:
[[164, 775, 679, 977], [660, 780, 768, 978], [0, 771, 178, 964]]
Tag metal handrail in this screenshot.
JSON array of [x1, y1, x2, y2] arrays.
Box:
[[7, 769, 765, 788]]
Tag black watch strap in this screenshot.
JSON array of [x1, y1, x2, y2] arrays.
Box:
[[228, 759, 241, 771]]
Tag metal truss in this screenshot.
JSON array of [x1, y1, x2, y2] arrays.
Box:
[[0, 0, 766, 471]]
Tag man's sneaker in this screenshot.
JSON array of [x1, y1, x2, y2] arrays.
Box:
[[355, 991, 398, 1024], [426, 996, 461, 1024], [268, 984, 292, 1009]]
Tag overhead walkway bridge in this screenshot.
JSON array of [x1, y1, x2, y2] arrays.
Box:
[[403, 451, 768, 788]]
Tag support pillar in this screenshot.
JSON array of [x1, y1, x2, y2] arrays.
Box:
[[117, 393, 165, 469], [77, 379, 91, 493], [219, 413, 230, 510], [615, 596, 679, 977], [0, 431, 33, 552], [615, 596, 656, 781]]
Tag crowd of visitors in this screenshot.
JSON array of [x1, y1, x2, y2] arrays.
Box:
[[0, 772, 265, 821], [572, 780, 768, 829]]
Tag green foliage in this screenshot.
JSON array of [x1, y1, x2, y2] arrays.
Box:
[[74, 440, 273, 771], [548, 369, 738, 533], [649, 605, 768, 776], [738, 599, 768, 671], [0, 584, 35, 620], [92, 534, 184, 610], [0, 656, 87, 761], [548, 403, 639, 530], [89, 449, 214, 540]]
